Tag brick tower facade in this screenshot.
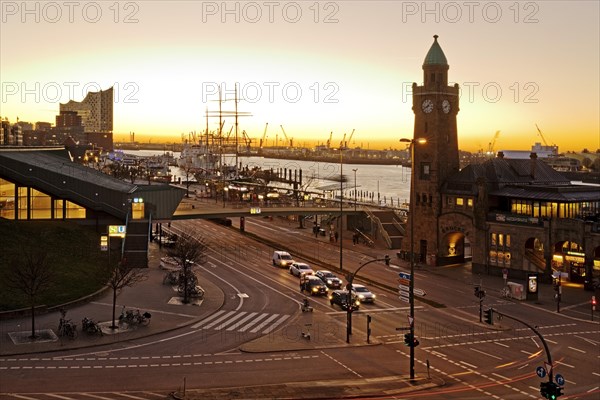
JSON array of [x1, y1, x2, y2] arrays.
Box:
[[405, 35, 460, 265]]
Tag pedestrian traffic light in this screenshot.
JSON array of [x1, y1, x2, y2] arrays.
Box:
[[483, 308, 493, 325]]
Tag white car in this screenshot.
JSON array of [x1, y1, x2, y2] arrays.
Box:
[[289, 262, 314, 277], [351, 284, 376, 303], [272, 251, 294, 267]]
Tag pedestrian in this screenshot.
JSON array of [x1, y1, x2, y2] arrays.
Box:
[[334, 231, 339, 243]]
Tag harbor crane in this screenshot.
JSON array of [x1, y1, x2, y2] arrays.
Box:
[[326, 131, 333, 148], [535, 124, 553, 147], [259, 123, 268, 148], [345, 129, 355, 148], [280, 125, 293, 148], [241, 130, 252, 151], [487, 130, 501, 155]]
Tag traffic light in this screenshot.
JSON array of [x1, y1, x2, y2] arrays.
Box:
[[540, 382, 562, 400], [592, 295, 597, 311], [474, 286, 486, 299], [403, 333, 420, 347], [384, 255, 390, 265], [540, 382, 550, 399], [483, 308, 493, 325], [555, 384, 564, 398]]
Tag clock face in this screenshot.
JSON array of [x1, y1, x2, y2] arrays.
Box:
[[422, 99, 434, 114], [442, 99, 451, 114]]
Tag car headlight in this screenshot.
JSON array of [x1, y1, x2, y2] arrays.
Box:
[[312, 287, 318, 292], [372, 294, 376, 298], [327, 279, 332, 284], [355, 300, 361, 306], [358, 294, 365, 299]]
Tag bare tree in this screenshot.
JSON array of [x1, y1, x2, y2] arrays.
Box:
[[106, 258, 147, 329], [6, 248, 55, 339], [166, 232, 208, 304]]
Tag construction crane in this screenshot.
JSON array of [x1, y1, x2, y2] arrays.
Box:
[[259, 123, 268, 148], [487, 130, 501, 156], [280, 125, 293, 148]]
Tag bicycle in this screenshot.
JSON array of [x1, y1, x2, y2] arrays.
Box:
[[119, 307, 152, 327], [82, 317, 103, 336], [57, 314, 77, 339], [501, 286, 511, 298]]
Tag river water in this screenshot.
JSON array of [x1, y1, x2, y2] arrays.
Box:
[[127, 150, 412, 206]]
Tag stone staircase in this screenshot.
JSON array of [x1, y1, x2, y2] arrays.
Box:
[[369, 210, 405, 249]]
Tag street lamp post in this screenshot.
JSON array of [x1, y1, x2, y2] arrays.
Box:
[[345, 255, 391, 343], [352, 168, 358, 212], [339, 146, 345, 274], [400, 137, 426, 381]]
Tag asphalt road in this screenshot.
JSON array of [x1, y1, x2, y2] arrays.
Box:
[[1, 213, 598, 399]]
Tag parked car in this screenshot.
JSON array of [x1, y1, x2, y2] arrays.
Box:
[[272, 251, 295, 267], [351, 284, 376, 303], [315, 270, 343, 289], [300, 275, 328, 296], [289, 262, 314, 277], [328, 290, 360, 311]]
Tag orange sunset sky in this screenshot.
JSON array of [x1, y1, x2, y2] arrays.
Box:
[[1, 1, 599, 152]]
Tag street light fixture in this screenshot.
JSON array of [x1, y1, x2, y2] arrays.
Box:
[[399, 137, 427, 381], [339, 145, 345, 274]]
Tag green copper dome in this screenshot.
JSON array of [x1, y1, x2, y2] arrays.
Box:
[[423, 35, 448, 66]]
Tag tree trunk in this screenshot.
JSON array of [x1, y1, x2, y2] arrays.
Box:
[[30, 302, 36, 339], [111, 288, 118, 329]]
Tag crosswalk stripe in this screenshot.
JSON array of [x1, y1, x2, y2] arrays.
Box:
[[203, 311, 237, 329], [191, 310, 226, 329], [239, 313, 270, 332], [226, 312, 258, 331], [250, 314, 280, 333], [192, 311, 292, 333], [214, 311, 248, 330], [262, 314, 290, 334]]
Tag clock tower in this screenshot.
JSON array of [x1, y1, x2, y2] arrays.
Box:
[[406, 35, 460, 264]]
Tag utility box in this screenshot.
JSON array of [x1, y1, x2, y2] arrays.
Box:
[[507, 282, 525, 300]]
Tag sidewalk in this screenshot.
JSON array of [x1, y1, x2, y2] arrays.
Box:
[[0, 242, 224, 357]]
